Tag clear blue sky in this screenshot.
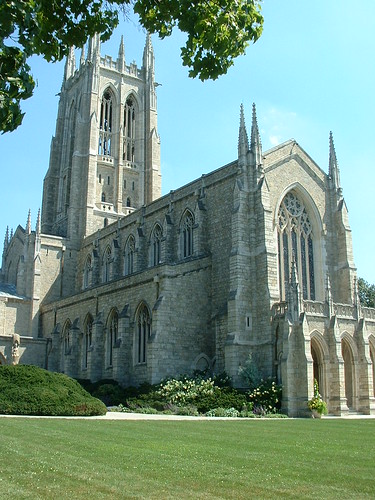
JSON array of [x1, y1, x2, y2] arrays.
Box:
[[1, 1, 374, 283]]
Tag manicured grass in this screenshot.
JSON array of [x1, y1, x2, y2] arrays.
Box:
[[0, 418, 374, 499]]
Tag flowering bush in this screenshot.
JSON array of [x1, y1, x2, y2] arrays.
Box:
[[156, 376, 215, 405], [307, 379, 327, 416], [248, 378, 282, 414]]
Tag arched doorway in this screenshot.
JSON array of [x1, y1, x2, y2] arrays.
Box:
[[342, 339, 355, 409], [310, 337, 326, 400]]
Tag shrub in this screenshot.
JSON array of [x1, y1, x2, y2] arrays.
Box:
[[0, 365, 107, 416], [195, 387, 247, 413], [206, 407, 239, 418], [248, 378, 282, 414]]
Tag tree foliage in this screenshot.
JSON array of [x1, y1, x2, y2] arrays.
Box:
[[0, 0, 263, 133], [358, 277, 375, 308]]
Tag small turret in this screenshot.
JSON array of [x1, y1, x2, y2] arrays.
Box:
[[117, 35, 125, 73], [329, 131, 342, 198], [238, 104, 249, 169]]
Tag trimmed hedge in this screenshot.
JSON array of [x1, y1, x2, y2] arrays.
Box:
[[0, 365, 107, 416]]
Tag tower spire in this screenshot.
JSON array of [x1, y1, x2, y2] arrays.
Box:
[[250, 103, 263, 170], [238, 104, 249, 167], [329, 131, 342, 198], [117, 35, 125, 73]]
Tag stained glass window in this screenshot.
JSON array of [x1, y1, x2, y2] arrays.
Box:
[[277, 191, 315, 300]]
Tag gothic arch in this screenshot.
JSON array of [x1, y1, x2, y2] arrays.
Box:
[[275, 184, 324, 302], [124, 234, 136, 276], [60, 319, 72, 373], [106, 308, 119, 367], [310, 331, 329, 400], [192, 353, 211, 374], [179, 209, 195, 259], [83, 253, 93, 289], [0, 352, 6, 365], [82, 313, 94, 370], [149, 223, 163, 266], [122, 92, 139, 164], [98, 87, 117, 157], [341, 332, 358, 410], [102, 245, 112, 283], [134, 302, 151, 364]]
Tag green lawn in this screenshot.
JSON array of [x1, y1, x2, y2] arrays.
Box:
[[0, 418, 374, 499]]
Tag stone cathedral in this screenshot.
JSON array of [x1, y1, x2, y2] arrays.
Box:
[[1, 35, 374, 417]]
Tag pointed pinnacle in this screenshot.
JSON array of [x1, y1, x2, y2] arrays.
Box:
[[26, 209, 31, 234], [238, 103, 249, 153], [4, 226, 9, 248], [36, 209, 41, 235]]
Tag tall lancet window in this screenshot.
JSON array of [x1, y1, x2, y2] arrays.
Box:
[[181, 210, 194, 258], [98, 90, 113, 156], [150, 224, 162, 266], [123, 97, 135, 162], [124, 235, 135, 276], [277, 191, 315, 301], [136, 303, 151, 364]]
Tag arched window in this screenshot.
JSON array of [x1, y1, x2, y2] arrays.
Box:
[[98, 89, 113, 156], [107, 310, 118, 367], [102, 246, 112, 283], [277, 191, 315, 301], [126, 197, 131, 207], [124, 235, 135, 276], [101, 192, 106, 202], [63, 320, 72, 355], [123, 97, 136, 162], [83, 255, 92, 289], [150, 224, 162, 266], [136, 303, 151, 364], [83, 315, 93, 369], [181, 210, 194, 258]]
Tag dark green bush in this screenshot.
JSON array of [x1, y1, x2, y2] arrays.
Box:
[[195, 387, 247, 413], [0, 365, 107, 416]]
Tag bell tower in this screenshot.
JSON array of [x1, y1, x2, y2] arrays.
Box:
[[41, 34, 161, 247]]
